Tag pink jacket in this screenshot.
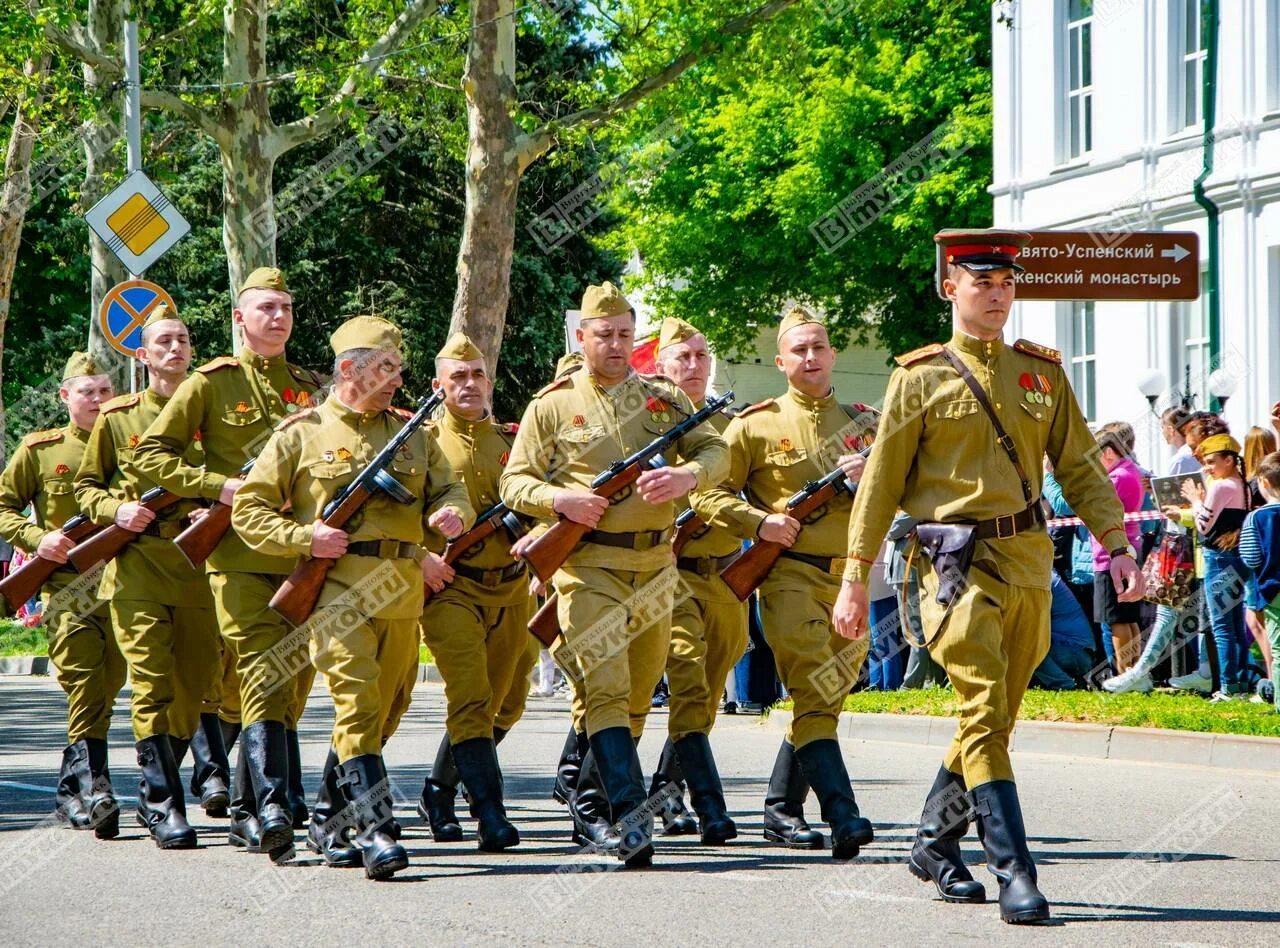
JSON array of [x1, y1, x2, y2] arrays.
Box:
[[1092, 456, 1144, 570]]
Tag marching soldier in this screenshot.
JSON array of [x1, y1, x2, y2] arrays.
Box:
[[835, 230, 1140, 923], [416, 332, 526, 851], [696, 307, 874, 860], [132, 267, 325, 857], [0, 353, 123, 839], [74, 306, 224, 848], [500, 282, 728, 866], [233, 315, 473, 879], [647, 317, 743, 844]]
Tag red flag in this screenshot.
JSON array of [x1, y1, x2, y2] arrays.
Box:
[[629, 334, 660, 374]]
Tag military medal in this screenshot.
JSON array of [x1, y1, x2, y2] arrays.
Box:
[[1018, 372, 1051, 406], [322, 450, 335, 462], [234, 400, 251, 413], [645, 395, 671, 424], [282, 387, 297, 413], [54, 463, 70, 475], [336, 447, 353, 461], [779, 437, 792, 451], [128, 433, 140, 448], [572, 414, 585, 427]]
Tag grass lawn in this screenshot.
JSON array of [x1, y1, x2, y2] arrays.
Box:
[[788, 688, 1280, 739], [419, 644, 433, 666], [0, 619, 46, 656]]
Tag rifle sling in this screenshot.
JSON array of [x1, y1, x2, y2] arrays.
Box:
[[939, 347, 1033, 505]]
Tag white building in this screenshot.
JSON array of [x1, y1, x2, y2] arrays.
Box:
[[991, 0, 1280, 470]]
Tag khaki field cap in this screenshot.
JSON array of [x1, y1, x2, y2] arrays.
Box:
[[62, 351, 103, 382], [657, 316, 702, 353], [776, 305, 823, 343], [934, 228, 1032, 273], [580, 281, 633, 320], [238, 266, 290, 296], [330, 315, 403, 356], [555, 351, 585, 378], [143, 301, 183, 328], [436, 332, 485, 362]]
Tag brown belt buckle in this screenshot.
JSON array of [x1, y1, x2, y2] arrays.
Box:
[[995, 514, 1015, 540]]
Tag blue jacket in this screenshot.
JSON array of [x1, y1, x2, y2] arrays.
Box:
[[1043, 472, 1093, 585], [1241, 503, 1280, 606]]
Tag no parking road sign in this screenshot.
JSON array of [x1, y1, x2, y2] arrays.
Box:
[[84, 170, 190, 274], [98, 280, 176, 357]]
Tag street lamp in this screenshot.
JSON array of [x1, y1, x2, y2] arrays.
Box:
[[1208, 368, 1238, 411], [1137, 369, 1166, 413]]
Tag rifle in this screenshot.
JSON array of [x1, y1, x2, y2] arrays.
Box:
[[527, 508, 708, 647], [172, 458, 256, 569], [719, 460, 863, 602], [270, 389, 446, 625], [0, 514, 100, 611], [66, 486, 183, 573], [522, 389, 735, 583], [422, 501, 527, 605]]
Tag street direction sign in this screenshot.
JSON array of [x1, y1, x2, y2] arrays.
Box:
[[84, 170, 190, 274], [98, 279, 175, 357], [936, 230, 1200, 301]]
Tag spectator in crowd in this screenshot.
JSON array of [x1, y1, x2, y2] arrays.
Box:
[[866, 538, 905, 690], [1042, 461, 1098, 631], [1163, 406, 1201, 476], [1091, 422, 1146, 673], [1240, 451, 1280, 709], [1032, 573, 1100, 690], [1243, 427, 1278, 681]]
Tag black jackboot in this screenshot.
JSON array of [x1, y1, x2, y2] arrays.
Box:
[[228, 738, 263, 851], [674, 733, 737, 844], [971, 781, 1050, 924], [451, 737, 519, 852], [135, 735, 197, 849], [306, 749, 361, 868], [569, 747, 615, 850], [590, 727, 654, 868], [219, 718, 241, 755], [553, 727, 588, 805], [337, 754, 408, 880], [189, 713, 231, 817], [417, 735, 463, 841], [795, 739, 874, 861], [907, 767, 986, 903], [55, 742, 91, 830], [650, 737, 697, 836], [240, 721, 294, 857], [83, 737, 119, 840], [285, 729, 308, 828], [762, 740, 822, 849]]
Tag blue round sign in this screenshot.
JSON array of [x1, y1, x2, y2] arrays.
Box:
[[97, 280, 175, 357]]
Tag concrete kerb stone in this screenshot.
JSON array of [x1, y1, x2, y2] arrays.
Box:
[[763, 708, 1280, 774], [0, 656, 48, 676]]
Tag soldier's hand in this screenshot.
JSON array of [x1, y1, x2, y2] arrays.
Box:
[[429, 508, 465, 539], [509, 532, 539, 560], [758, 513, 801, 546], [218, 477, 246, 506], [836, 453, 866, 483], [833, 580, 870, 640], [36, 530, 75, 564], [553, 490, 608, 527], [187, 507, 210, 524], [636, 466, 697, 504], [421, 552, 455, 593], [115, 501, 156, 532], [1110, 554, 1143, 603], [310, 522, 349, 559]]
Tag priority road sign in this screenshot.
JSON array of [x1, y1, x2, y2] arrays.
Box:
[[98, 279, 175, 357], [84, 170, 190, 274], [936, 230, 1200, 302]]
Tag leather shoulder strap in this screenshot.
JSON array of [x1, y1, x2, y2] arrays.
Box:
[[939, 347, 1032, 504]]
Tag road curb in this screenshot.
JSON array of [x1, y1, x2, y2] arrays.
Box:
[[0, 656, 48, 676], [763, 709, 1280, 774], [417, 663, 443, 684]]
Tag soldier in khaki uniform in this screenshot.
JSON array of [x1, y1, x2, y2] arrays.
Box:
[[74, 306, 224, 848], [835, 231, 1140, 923], [233, 315, 474, 880], [417, 332, 526, 851], [500, 282, 728, 866], [132, 268, 325, 857], [697, 307, 874, 861], [0, 353, 123, 839], [645, 317, 743, 845]]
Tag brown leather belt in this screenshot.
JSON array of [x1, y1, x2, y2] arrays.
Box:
[[583, 528, 672, 551], [971, 503, 1044, 541], [346, 540, 423, 560], [780, 550, 841, 573], [142, 520, 184, 539], [453, 561, 526, 585], [676, 553, 738, 579]]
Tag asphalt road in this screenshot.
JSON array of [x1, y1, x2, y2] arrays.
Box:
[[1, 676, 1276, 946]]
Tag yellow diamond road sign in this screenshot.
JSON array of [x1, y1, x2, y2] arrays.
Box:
[[84, 170, 190, 274]]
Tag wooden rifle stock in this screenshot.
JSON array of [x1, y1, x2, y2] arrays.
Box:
[[528, 594, 560, 647], [172, 503, 232, 569], [0, 516, 100, 612], [67, 488, 182, 573], [671, 510, 705, 558], [522, 465, 644, 582], [421, 504, 516, 606], [269, 483, 371, 626]]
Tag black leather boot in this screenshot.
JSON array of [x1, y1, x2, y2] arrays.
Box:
[[241, 721, 294, 858], [553, 727, 588, 805], [135, 735, 197, 849], [285, 729, 309, 828], [971, 780, 1050, 924], [337, 753, 408, 880], [569, 747, 616, 850], [762, 740, 822, 849], [83, 737, 119, 840], [219, 718, 241, 755], [306, 749, 361, 868], [650, 737, 697, 836], [908, 767, 986, 903], [796, 740, 875, 861], [452, 737, 519, 852], [674, 733, 737, 844], [493, 727, 508, 745], [55, 742, 91, 830], [417, 735, 463, 841], [228, 738, 263, 850], [189, 713, 231, 818], [590, 727, 654, 868]]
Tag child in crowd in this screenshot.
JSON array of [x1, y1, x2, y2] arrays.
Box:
[[1242, 427, 1277, 681], [1091, 422, 1146, 673], [1240, 451, 1280, 709]]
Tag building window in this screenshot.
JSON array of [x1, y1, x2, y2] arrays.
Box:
[[1065, 0, 1094, 159], [1270, 0, 1280, 112], [1180, 290, 1211, 405], [1176, 0, 1207, 130], [1069, 301, 1096, 422]]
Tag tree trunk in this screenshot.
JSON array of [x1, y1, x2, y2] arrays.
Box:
[[0, 54, 53, 458], [449, 0, 519, 368]]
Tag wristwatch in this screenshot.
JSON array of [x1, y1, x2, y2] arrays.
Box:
[[1109, 545, 1137, 560]]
